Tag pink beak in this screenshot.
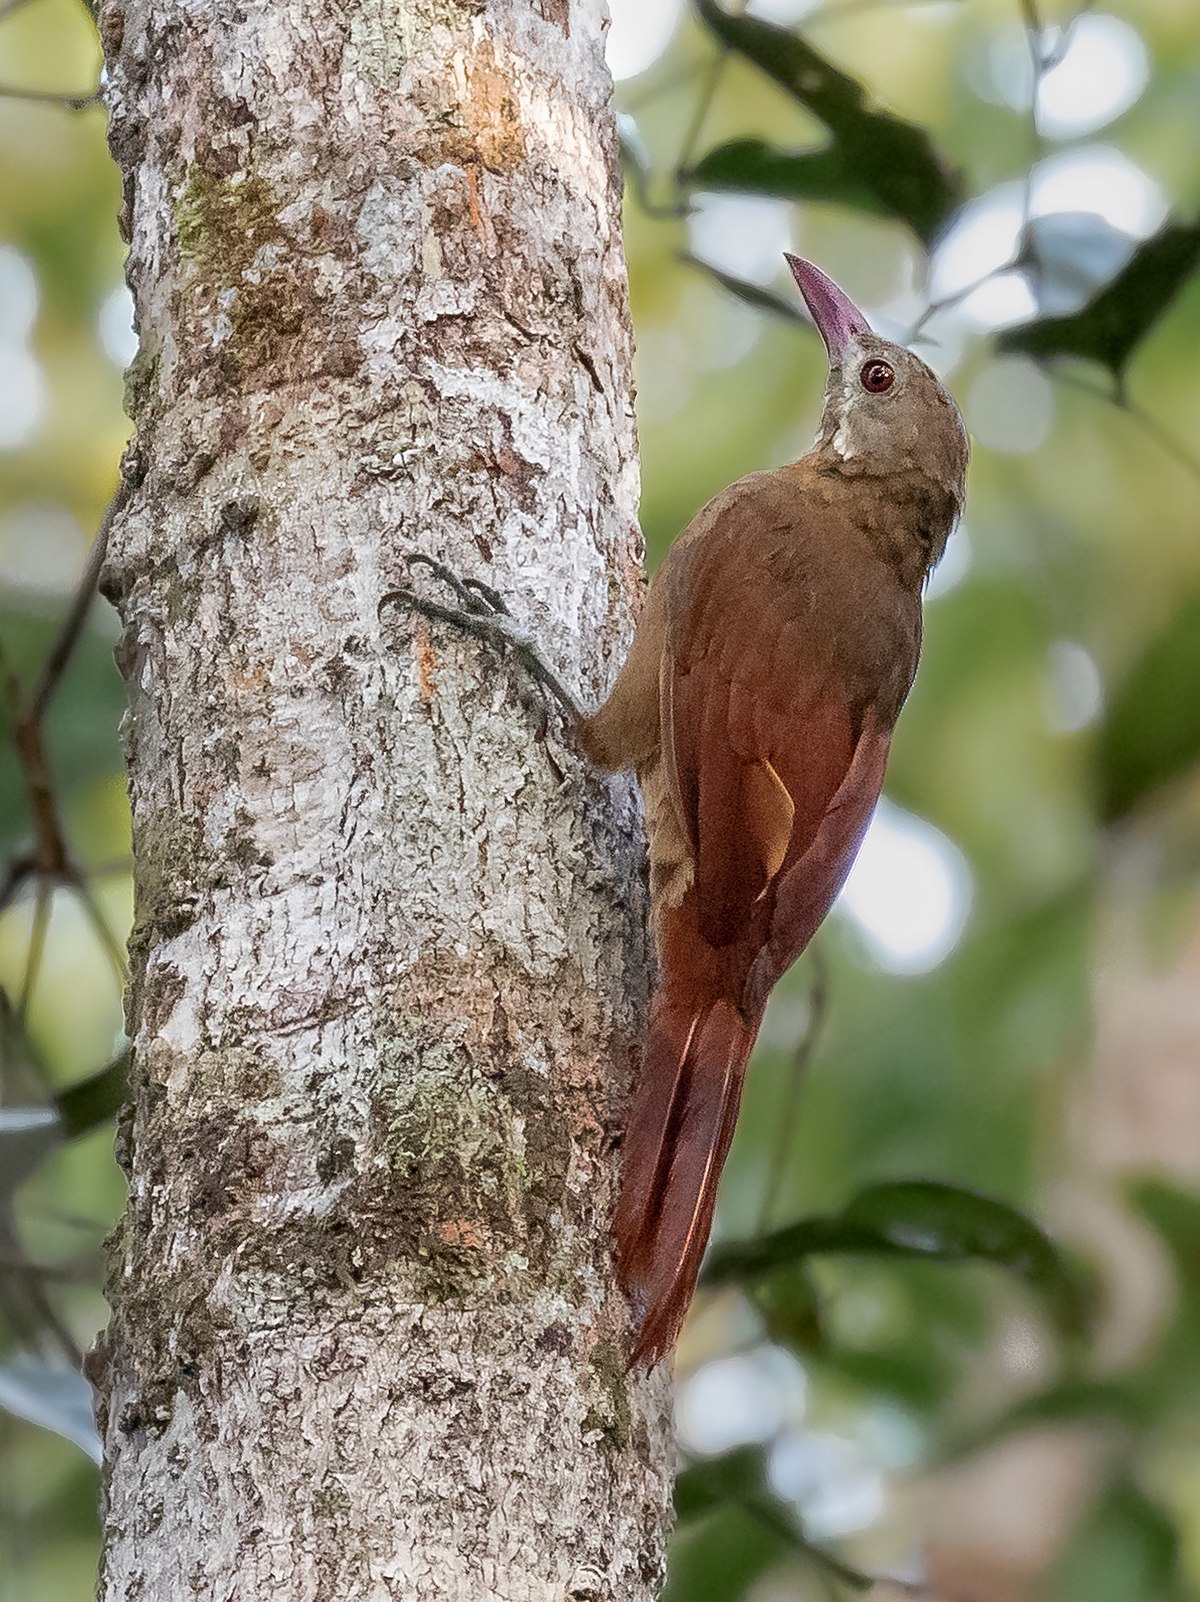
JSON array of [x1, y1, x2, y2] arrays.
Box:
[[785, 254, 873, 363]]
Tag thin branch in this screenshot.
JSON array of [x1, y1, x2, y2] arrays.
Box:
[[674, 51, 729, 184], [31, 483, 126, 722], [0, 1220, 83, 1369], [739, 1494, 882, 1594], [906, 256, 1021, 344], [69, 876, 129, 986], [0, 853, 37, 919], [11, 701, 70, 880], [16, 879, 51, 1025], [0, 0, 40, 21], [0, 81, 102, 110], [1052, 369, 1200, 490], [83, 856, 135, 880], [671, 0, 757, 195], [757, 951, 829, 1231]]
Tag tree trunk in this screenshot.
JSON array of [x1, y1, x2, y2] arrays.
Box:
[[93, 1, 672, 1597]]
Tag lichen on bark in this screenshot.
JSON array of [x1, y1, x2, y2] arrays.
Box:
[[94, 0, 672, 1597]]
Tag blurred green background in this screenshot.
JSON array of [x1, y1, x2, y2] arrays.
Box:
[[2, 0, 1199, 1596]]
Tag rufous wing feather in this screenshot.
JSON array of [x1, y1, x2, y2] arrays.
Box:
[[614, 991, 757, 1366]]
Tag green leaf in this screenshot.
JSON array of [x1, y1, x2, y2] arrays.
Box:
[[690, 137, 918, 230], [748, 1263, 823, 1351], [52, 1049, 129, 1139], [998, 221, 1200, 378], [673, 1455, 875, 1594], [943, 1377, 1146, 1463], [704, 1180, 1087, 1335], [1052, 1482, 1189, 1602], [691, 0, 961, 243], [1094, 590, 1200, 822], [664, 1499, 785, 1602], [675, 1447, 765, 1525], [1130, 1175, 1200, 1264]]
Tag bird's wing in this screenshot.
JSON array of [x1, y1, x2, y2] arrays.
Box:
[[661, 506, 883, 961], [618, 485, 901, 1362]]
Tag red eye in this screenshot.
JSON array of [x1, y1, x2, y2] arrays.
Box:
[[860, 359, 895, 394]]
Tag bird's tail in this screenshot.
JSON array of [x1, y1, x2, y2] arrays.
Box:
[[613, 988, 758, 1366]]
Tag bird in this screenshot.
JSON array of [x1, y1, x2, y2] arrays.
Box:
[[385, 256, 969, 1366]]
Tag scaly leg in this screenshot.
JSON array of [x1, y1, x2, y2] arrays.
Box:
[[379, 553, 585, 725]]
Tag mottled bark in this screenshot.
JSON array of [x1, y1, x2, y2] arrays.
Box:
[[93, 1, 671, 1597]]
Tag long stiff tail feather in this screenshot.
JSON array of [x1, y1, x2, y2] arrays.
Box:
[[614, 990, 758, 1365]]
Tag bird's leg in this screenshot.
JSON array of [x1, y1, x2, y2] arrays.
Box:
[[380, 553, 585, 726]]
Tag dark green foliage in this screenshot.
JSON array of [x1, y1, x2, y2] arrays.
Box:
[[1000, 222, 1200, 378], [692, 0, 962, 243], [1051, 1483, 1191, 1602], [706, 1179, 1087, 1335], [1094, 590, 1200, 821], [52, 1050, 129, 1139], [675, 1446, 766, 1524]]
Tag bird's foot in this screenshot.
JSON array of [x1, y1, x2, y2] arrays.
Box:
[[380, 553, 583, 727]]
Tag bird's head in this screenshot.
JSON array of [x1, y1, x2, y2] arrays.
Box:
[[786, 254, 968, 526]]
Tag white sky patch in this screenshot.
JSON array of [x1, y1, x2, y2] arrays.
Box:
[[930, 185, 1026, 299], [837, 799, 972, 973], [688, 193, 794, 286], [0, 503, 85, 593], [606, 0, 682, 81], [960, 269, 1038, 331], [769, 1428, 887, 1538], [1046, 639, 1104, 733], [98, 283, 139, 368], [0, 246, 38, 342], [1032, 146, 1166, 238], [931, 148, 1164, 305], [0, 348, 45, 450], [0, 246, 44, 451], [966, 356, 1055, 455], [675, 1347, 807, 1456], [1038, 15, 1149, 139]]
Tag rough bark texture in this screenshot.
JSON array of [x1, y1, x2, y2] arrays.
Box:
[[93, 1, 672, 1596]]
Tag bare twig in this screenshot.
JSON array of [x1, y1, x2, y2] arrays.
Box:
[[16, 879, 51, 1024], [757, 951, 829, 1231], [1052, 368, 1200, 490], [1, 487, 131, 1014], [69, 877, 129, 985], [31, 484, 125, 723], [11, 701, 70, 879], [0, 81, 102, 110]]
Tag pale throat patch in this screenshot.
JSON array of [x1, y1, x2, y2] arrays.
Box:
[[832, 413, 859, 460]]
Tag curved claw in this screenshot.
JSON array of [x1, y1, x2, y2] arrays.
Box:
[[378, 585, 418, 622], [461, 576, 510, 616], [380, 553, 584, 726]]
